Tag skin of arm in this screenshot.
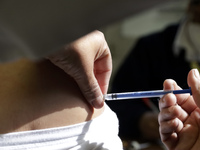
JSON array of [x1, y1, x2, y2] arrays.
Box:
[[0, 59, 104, 133]]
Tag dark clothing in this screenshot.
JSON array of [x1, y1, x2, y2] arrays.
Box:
[[106, 24, 191, 139]]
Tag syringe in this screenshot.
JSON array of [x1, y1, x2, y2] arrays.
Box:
[[104, 88, 192, 101]]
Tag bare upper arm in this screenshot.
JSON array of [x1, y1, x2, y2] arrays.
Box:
[[0, 59, 104, 133]]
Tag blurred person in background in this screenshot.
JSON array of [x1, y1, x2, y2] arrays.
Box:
[[107, 0, 200, 142]]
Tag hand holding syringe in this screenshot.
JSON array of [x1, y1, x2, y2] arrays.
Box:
[[104, 88, 192, 101]]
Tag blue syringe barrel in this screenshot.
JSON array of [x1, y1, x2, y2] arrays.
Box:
[[104, 88, 192, 101]]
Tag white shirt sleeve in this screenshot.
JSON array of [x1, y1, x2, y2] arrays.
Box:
[[0, 0, 108, 62]]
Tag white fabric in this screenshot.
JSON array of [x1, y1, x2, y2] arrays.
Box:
[[0, 103, 123, 150], [173, 19, 200, 61]]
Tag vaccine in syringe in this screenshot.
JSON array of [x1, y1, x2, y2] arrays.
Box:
[[104, 88, 192, 101]]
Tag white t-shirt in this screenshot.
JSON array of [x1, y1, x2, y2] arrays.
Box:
[[0, 103, 123, 150]]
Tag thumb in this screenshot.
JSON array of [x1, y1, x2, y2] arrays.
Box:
[[48, 53, 104, 109], [74, 72, 104, 109], [188, 69, 200, 107]]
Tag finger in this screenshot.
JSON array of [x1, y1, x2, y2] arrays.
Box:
[[158, 98, 188, 123], [67, 54, 105, 109], [162, 79, 188, 106], [94, 46, 112, 94], [80, 31, 111, 108], [163, 78, 196, 116], [72, 68, 104, 109], [48, 31, 110, 109], [159, 117, 183, 150], [170, 69, 198, 114], [163, 79, 181, 91], [159, 93, 177, 110], [163, 79, 189, 105], [159, 117, 183, 138], [159, 127, 178, 150]]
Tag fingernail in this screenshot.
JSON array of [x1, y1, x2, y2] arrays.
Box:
[[91, 96, 104, 109], [194, 69, 200, 79]]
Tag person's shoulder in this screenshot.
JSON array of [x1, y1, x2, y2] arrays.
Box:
[[162, 23, 180, 37], [135, 23, 179, 50], [141, 23, 179, 41]]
